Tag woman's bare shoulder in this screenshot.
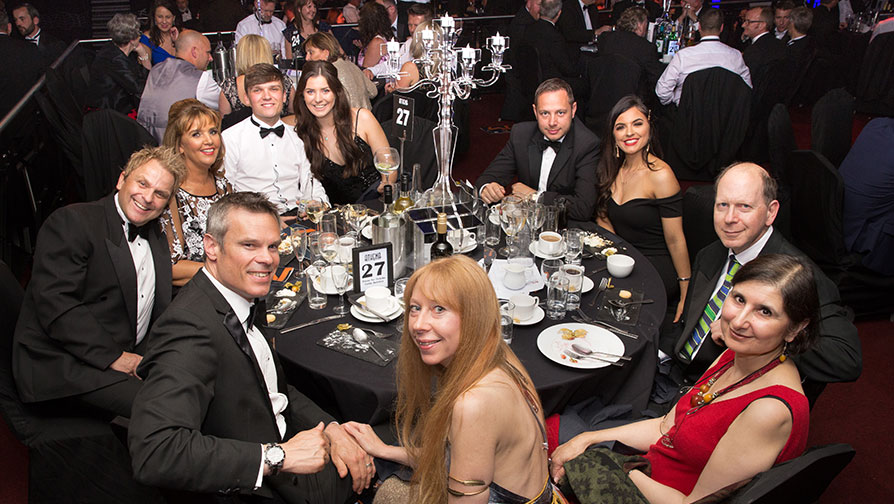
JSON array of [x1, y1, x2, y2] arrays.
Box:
[[282, 114, 297, 127]]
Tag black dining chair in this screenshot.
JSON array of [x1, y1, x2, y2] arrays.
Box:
[[381, 115, 438, 191], [81, 109, 158, 201], [582, 53, 642, 135], [516, 45, 543, 118], [682, 184, 716, 264], [854, 32, 894, 117], [811, 88, 855, 169]]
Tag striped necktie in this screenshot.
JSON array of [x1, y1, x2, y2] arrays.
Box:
[[682, 255, 741, 359]]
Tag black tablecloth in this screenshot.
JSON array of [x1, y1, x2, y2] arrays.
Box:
[[275, 222, 666, 424]]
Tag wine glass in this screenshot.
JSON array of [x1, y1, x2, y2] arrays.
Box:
[[373, 147, 400, 189], [306, 230, 321, 261], [319, 232, 340, 265], [320, 213, 338, 236], [499, 196, 526, 257], [527, 202, 545, 235], [344, 204, 369, 235], [290, 228, 307, 273], [330, 264, 350, 315], [306, 201, 325, 231]]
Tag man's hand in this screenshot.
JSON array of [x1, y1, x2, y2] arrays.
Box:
[[280, 422, 330, 475], [480, 182, 506, 204], [709, 318, 725, 345], [109, 351, 142, 378], [325, 423, 375, 493], [510, 182, 536, 199], [363, 69, 375, 80]]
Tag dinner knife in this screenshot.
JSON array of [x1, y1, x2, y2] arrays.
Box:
[[348, 297, 391, 322], [281, 314, 343, 333]]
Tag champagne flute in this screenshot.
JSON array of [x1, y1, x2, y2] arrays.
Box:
[[306, 230, 321, 261], [319, 232, 339, 265], [330, 264, 350, 315], [306, 201, 325, 231], [499, 197, 526, 257], [527, 202, 545, 235], [290, 228, 307, 274], [373, 147, 400, 189]]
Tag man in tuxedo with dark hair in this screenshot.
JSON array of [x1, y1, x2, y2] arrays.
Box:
[[610, 0, 662, 26], [12, 147, 186, 419], [129, 192, 372, 502], [657, 162, 861, 404], [0, 9, 43, 120], [11, 2, 65, 66], [476, 78, 600, 221]]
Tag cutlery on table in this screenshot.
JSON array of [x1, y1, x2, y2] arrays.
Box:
[[348, 297, 390, 323], [588, 277, 610, 307], [573, 309, 639, 340], [571, 341, 631, 361], [352, 328, 388, 360], [281, 314, 343, 333], [608, 298, 655, 308], [563, 349, 623, 367]]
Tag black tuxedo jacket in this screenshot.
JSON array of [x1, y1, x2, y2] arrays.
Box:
[[0, 34, 44, 119], [743, 32, 786, 83], [785, 36, 815, 65], [670, 230, 862, 384], [557, 0, 600, 46], [13, 195, 172, 403], [395, 21, 410, 42], [597, 30, 665, 87], [475, 117, 600, 221], [34, 30, 66, 67], [129, 270, 342, 500], [611, 0, 663, 25], [506, 6, 537, 67], [523, 19, 581, 81]]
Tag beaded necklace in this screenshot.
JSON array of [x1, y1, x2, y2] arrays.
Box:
[[660, 351, 787, 449]]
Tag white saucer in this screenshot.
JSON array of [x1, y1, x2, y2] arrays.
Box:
[[529, 242, 565, 260], [350, 296, 402, 323], [513, 306, 545, 326], [451, 240, 478, 254], [309, 266, 353, 295], [582, 276, 594, 293], [361, 225, 372, 240]]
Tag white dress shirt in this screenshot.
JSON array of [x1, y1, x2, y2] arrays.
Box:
[[196, 71, 223, 110], [655, 35, 753, 105], [775, 28, 788, 40], [114, 193, 156, 346], [537, 135, 566, 194], [579, 0, 593, 31], [223, 115, 329, 214], [201, 269, 288, 487], [235, 14, 288, 59], [25, 27, 41, 45]]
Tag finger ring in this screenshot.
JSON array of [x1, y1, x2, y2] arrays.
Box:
[[366, 462, 373, 467]]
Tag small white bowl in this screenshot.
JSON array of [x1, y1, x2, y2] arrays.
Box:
[[606, 254, 635, 278]]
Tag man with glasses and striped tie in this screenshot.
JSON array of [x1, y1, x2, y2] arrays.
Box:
[[655, 162, 861, 407]]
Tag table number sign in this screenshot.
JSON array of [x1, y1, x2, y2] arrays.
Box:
[[352, 243, 394, 293], [392, 95, 415, 140]]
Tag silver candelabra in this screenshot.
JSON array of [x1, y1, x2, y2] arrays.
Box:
[[380, 16, 510, 208]]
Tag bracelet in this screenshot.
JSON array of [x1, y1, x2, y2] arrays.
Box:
[[138, 55, 148, 61], [677, 277, 691, 282]]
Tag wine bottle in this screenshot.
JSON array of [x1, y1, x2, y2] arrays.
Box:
[[380, 185, 401, 228], [393, 173, 415, 214], [430, 213, 453, 260]]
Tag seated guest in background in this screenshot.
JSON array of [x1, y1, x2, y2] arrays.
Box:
[[674, 0, 703, 41], [129, 192, 373, 502], [357, 1, 392, 68], [552, 254, 817, 503], [0, 9, 43, 122], [809, 0, 840, 47], [219, 34, 296, 117], [364, 3, 431, 80], [196, 0, 245, 33], [655, 8, 752, 106], [12, 2, 65, 66], [598, 6, 666, 91], [12, 147, 185, 419], [378, 0, 410, 42], [87, 13, 151, 116], [160, 99, 232, 286], [595, 95, 690, 321], [343, 0, 362, 23], [304, 31, 377, 109], [385, 20, 438, 92], [774, 0, 795, 42], [556, 0, 608, 55], [611, 0, 662, 26], [785, 6, 814, 63], [293, 60, 393, 204], [657, 163, 861, 403], [284, 0, 332, 61], [236, 0, 287, 58], [741, 6, 786, 89], [140, 0, 183, 65], [175, 0, 200, 30], [476, 78, 599, 221], [840, 117, 894, 276], [343, 255, 560, 503], [523, 0, 589, 101], [225, 64, 329, 215]]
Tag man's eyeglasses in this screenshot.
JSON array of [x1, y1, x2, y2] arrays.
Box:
[[743, 19, 765, 25]]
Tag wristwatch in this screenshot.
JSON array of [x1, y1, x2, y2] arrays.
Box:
[[263, 443, 285, 475]]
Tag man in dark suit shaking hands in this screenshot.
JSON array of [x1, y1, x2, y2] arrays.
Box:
[[129, 192, 372, 502], [13, 147, 185, 419], [476, 78, 600, 221]]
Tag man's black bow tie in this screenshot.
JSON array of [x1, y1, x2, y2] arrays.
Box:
[[540, 139, 562, 152], [259, 124, 285, 138], [126, 222, 149, 242], [247, 298, 267, 328]]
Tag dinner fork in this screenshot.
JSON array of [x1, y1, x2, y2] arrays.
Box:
[[563, 349, 624, 367], [608, 298, 655, 308], [588, 277, 610, 307]]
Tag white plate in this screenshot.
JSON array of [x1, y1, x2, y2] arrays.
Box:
[[309, 266, 354, 295], [350, 297, 403, 323], [529, 242, 566, 260], [361, 225, 372, 240], [536, 323, 624, 369], [513, 306, 545, 326], [452, 240, 478, 254], [581, 276, 594, 293]]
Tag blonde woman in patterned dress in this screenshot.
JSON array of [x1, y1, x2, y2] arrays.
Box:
[[161, 99, 232, 286]]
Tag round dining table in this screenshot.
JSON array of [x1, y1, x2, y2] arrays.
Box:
[[274, 220, 666, 426]]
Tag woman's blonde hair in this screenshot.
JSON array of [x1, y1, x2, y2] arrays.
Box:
[[235, 34, 274, 75], [395, 255, 542, 503], [163, 98, 225, 178], [408, 21, 439, 59]]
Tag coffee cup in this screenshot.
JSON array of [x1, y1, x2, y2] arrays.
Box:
[[502, 263, 527, 290], [365, 286, 392, 313], [447, 228, 476, 250], [607, 254, 635, 278], [510, 294, 539, 321], [538, 231, 564, 256], [338, 235, 356, 262]]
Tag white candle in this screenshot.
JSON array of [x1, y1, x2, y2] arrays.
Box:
[[386, 40, 400, 54], [440, 16, 454, 29], [462, 46, 475, 60], [422, 28, 434, 42]]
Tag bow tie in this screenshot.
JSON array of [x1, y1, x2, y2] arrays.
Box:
[[247, 298, 267, 329], [259, 124, 285, 138], [540, 138, 562, 152], [126, 222, 149, 242]]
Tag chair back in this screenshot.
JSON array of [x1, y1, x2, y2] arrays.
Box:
[[784, 150, 848, 269], [766, 103, 797, 240], [811, 88, 855, 169], [667, 67, 752, 181], [582, 53, 642, 134], [0, 260, 28, 443], [855, 32, 894, 116], [728, 443, 855, 504], [382, 115, 438, 191], [34, 67, 85, 179], [516, 45, 543, 111], [81, 109, 158, 201], [682, 184, 716, 264]]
